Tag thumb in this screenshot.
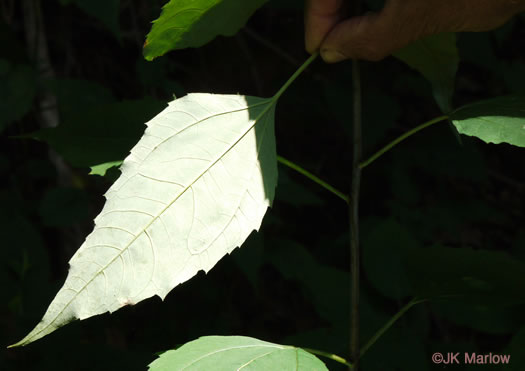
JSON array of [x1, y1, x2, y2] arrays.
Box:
[[320, 9, 406, 62]]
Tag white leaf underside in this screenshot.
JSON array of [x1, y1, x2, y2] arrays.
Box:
[[13, 93, 277, 346]]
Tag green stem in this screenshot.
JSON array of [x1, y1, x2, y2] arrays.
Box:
[[359, 298, 426, 359], [273, 52, 319, 101], [349, 57, 362, 370], [359, 115, 449, 169], [277, 155, 349, 203], [303, 347, 353, 368]]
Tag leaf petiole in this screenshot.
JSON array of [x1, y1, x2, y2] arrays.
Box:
[[303, 347, 353, 368], [359, 115, 449, 169], [273, 52, 319, 101], [359, 297, 426, 359], [277, 155, 349, 203]]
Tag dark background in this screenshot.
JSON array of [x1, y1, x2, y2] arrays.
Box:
[[2, 0, 525, 370]]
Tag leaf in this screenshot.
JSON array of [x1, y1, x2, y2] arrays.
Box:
[[31, 98, 166, 168], [0, 61, 36, 133], [45, 78, 115, 122], [275, 170, 324, 206], [89, 161, 123, 176], [362, 218, 416, 300], [404, 245, 525, 306], [323, 80, 400, 150], [449, 95, 525, 147], [38, 187, 90, 227], [10, 93, 278, 347], [503, 326, 525, 370], [143, 0, 268, 60], [60, 0, 120, 39], [266, 240, 349, 326], [360, 326, 429, 371], [394, 33, 458, 112], [148, 336, 328, 371], [136, 57, 186, 97], [430, 302, 525, 334]]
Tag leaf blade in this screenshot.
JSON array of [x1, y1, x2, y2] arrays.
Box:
[[404, 245, 525, 305], [394, 33, 459, 112], [143, 0, 268, 60], [450, 95, 525, 147], [10, 93, 278, 347], [148, 336, 328, 371]]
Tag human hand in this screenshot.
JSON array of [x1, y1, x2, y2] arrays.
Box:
[[305, 0, 525, 62]]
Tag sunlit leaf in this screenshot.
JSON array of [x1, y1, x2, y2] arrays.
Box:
[[148, 336, 328, 371], [143, 0, 268, 60], [450, 95, 525, 147], [10, 93, 278, 347], [89, 161, 123, 176]]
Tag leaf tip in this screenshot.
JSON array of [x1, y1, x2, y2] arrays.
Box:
[[7, 338, 26, 348]]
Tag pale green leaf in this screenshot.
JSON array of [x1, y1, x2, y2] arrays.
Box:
[[10, 93, 278, 347], [143, 0, 268, 60], [148, 336, 328, 371], [89, 161, 123, 176], [450, 95, 525, 147], [394, 33, 458, 112]]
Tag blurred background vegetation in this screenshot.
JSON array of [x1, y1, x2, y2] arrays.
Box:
[[1, 0, 525, 370]]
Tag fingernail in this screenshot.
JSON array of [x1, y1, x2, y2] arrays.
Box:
[[321, 49, 346, 63]]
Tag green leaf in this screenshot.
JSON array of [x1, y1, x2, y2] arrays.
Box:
[[143, 0, 268, 60], [38, 187, 90, 227], [450, 95, 525, 147], [394, 33, 458, 112], [275, 170, 324, 206], [10, 93, 278, 347], [404, 245, 525, 306], [502, 326, 525, 370], [0, 61, 36, 133], [89, 161, 123, 176], [136, 57, 186, 97], [60, 0, 120, 39], [430, 302, 525, 334], [31, 98, 165, 168], [362, 218, 416, 300], [266, 240, 349, 325], [148, 336, 328, 371], [360, 326, 429, 371], [45, 78, 115, 121]]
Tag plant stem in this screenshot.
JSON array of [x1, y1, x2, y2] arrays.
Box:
[[349, 57, 362, 371], [360, 298, 426, 359], [303, 348, 353, 368], [273, 52, 319, 101], [359, 115, 449, 169], [277, 155, 349, 203]]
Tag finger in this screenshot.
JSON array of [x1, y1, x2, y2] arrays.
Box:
[[304, 0, 345, 54], [320, 9, 402, 62]]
